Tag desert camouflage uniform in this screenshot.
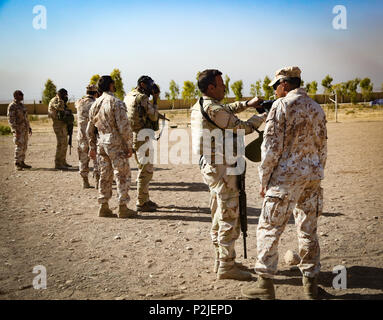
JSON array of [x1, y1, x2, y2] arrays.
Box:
[[124, 88, 159, 206], [256, 88, 327, 279], [191, 96, 266, 267], [48, 95, 68, 167], [87, 92, 132, 205], [7, 100, 30, 164], [75, 95, 98, 178]]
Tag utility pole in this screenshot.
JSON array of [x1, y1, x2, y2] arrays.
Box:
[[329, 93, 338, 123]]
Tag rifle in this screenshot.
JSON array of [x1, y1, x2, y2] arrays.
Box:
[[62, 103, 74, 155], [238, 164, 248, 259], [254, 99, 275, 114]]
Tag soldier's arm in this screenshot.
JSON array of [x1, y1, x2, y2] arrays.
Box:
[[142, 95, 159, 122], [86, 107, 97, 151], [114, 101, 133, 150], [208, 105, 266, 135], [226, 100, 249, 114], [258, 102, 285, 189], [7, 104, 17, 132]]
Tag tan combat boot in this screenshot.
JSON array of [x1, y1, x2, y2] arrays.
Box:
[[136, 202, 157, 212], [217, 263, 252, 281], [241, 275, 276, 300], [98, 203, 116, 218], [82, 176, 91, 189], [302, 275, 318, 300], [118, 205, 138, 219]]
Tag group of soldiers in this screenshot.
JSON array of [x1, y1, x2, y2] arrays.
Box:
[[7, 65, 327, 299]]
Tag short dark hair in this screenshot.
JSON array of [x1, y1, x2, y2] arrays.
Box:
[[58, 88, 68, 95], [283, 77, 301, 90], [197, 69, 223, 94], [98, 76, 114, 93], [137, 75, 154, 87], [86, 90, 97, 96], [13, 90, 23, 98]]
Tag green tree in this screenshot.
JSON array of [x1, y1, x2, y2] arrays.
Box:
[[164, 92, 171, 101], [301, 79, 305, 87], [231, 80, 243, 101], [321, 75, 333, 95], [182, 81, 197, 106], [262, 76, 273, 100], [169, 80, 180, 109], [255, 80, 262, 96], [110, 68, 125, 100], [305, 82, 311, 92], [250, 84, 257, 97], [359, 78, 373, 102], [308, 81, 318, 96], [346, 78, 360, 104], [89, 74, 100, 86], [224, 75, 230, 98], [42, 79, 57, 105], [332, 83, 343, 102]]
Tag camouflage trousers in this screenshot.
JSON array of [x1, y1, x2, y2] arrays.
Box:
[[133, 139, 154, 206], [200, 156, 241, 265], [255, 179, 323, 278], [13, 129, 28, 163], [77, 139, 99, 178], [97, 143, 131, 205], [52, 121, 68, 166]]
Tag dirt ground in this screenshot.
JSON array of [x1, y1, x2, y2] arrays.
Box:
[[0, 115, 382, 300]]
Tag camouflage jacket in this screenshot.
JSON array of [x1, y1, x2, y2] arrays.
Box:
[[7, 100, 30, 132], [48, 95, 66, 121], [259, 88, 328, 189], [191, 96, 266, 164], [75, 95, 96, 142], [87, 91, 132, 152]]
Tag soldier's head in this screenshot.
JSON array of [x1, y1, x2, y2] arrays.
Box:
[[137, 75, 155, 96], [197, 69, 225, 101], [269, 66, 301, 98], [13, 90, 24, 102], [58, 88, 68, 102], [86, 84, 98, 97], [98, 76, 115, 93]]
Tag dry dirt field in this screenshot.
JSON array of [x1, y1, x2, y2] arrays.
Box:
[[0, 114, 382, 300]]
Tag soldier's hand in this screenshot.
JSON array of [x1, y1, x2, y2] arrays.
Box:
[[247, 97, 263, 107], [259, 185, 265, 198], [89, 149, 96, 160]]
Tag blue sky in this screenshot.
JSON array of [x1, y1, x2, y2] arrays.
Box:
[[0, 0, 382, 101]]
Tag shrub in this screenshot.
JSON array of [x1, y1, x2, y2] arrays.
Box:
[[0, 125, 12, 135]]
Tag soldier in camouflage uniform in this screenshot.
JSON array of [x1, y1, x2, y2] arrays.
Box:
[[75, 84, 99, 189], [48, 88, 72, 170], [191, 69, 267, 281], [124, 76, 160, 212], [242, 66, 327, 300], [7, 90, 32, 170], [87, 75, 136, 218]]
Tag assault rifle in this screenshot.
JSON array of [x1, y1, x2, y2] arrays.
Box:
[[238, 165, 248, 259], [255, 99, 275, 114]]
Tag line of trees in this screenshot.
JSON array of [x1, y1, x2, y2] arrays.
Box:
[[41, 68, 126, 105], [42, 70, 382, 107]]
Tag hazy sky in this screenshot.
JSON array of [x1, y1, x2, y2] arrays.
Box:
[[0, 0, 382, 102]]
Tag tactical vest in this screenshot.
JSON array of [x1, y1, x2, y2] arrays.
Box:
[[125, 89, 149, 132]]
